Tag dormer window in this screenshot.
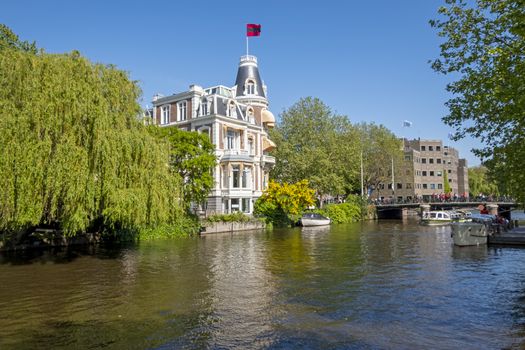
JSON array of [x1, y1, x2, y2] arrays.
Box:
[[177, 101, 187, 121], [199, 99, 208, 116], [227, 101, 236, 118], [245, 79, 256, 95], [246, 107, 254, 123], [161, 105, 170, 124]]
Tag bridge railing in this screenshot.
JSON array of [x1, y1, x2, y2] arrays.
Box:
[[371, 196, 516, 206]]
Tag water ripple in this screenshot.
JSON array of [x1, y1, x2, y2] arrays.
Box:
[[1, 222, 525, 349]]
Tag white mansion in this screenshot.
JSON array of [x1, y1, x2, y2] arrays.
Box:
[[151, 55, 276, 214]]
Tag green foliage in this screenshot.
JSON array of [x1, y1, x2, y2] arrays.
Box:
[[270, 98, 403, 201], [0, 34, 184, 237], [138, 217, 200, 240], [151, 126, 216, 207], [444, 171, 452, 194], [430, 0, 525, 203], [205, 212, 252, 223], [254, 180, 315, 226], [468, 165, 500, 197], [270, 97, 360, 198], [315, 195, 364, 224], [0, 24, 37, 53], [355, 122, 404, 198]]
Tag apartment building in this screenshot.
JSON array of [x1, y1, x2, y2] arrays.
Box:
[[372, 139, 469, 202]]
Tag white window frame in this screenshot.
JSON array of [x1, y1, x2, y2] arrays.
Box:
[[248, 137, 254, 155], [226, 130, 235, 150], [246, 107, 254, 123], [242, 198, 251, 213], [161, 105, 170, 125], [242, 168, 252, 188], [226, 101, 236, 118], [232, 166, 240, 188], [245, 79, 256, 95], [199, 100, 208, 116], [177, 101, 187, 121]]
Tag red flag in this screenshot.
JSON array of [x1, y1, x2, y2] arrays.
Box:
[[247, 24, 261, 37]]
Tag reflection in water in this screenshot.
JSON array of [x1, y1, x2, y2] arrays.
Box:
[[1, 221, 525, 349]]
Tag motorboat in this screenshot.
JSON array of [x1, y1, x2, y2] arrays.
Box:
[[420, 211, 455, 225], [299, 213, 331, 227], [421, 210, 472, 225], [455, 210, 472, 222]]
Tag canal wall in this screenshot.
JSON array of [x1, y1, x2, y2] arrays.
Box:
[[201, 220, 266, 234]]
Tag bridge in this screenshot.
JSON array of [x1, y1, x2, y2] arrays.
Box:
[[374, 201, 519, 220]]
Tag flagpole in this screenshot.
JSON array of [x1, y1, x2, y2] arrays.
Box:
[[246, 36, 249, 56]]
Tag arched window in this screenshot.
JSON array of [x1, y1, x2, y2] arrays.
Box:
[[245, 79, 256, 95], [246, 107, 254, 123], [227, 101, 236, 118]]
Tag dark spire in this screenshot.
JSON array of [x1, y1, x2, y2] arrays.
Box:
[[234, 55, 266, 100]]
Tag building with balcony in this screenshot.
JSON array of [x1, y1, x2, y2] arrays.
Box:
[[150, 55, 276, 214]]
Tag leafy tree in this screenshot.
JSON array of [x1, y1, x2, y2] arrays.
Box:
[[254, 180, 315, 226], [430, 0, 525, 202], [151, 126, 216, 207], [270, 97, 359, 200], [444, 171, 452, 194], [0, 24, 37, 53], [468, 165, 500, 197], [0, 30, 184, 237], [354, 123, 404, 199]]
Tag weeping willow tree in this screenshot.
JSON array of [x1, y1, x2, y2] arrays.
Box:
[[0, 42, 185, 237]]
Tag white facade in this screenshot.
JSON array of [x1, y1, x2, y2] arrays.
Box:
[[151, 55, 276, 214]]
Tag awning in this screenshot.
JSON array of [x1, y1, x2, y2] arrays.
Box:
[[261, 109, 275, 128], [262, 136, 276, 151]]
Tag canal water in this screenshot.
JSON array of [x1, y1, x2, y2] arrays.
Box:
[[1, 220, 525, 349]]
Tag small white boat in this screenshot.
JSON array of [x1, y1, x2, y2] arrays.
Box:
[[455, 210, 472, 222], [299, 213, 331, 227], [420, 210, 455, 225]]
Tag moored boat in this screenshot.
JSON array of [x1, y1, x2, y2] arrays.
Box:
[[420, 210, 455, 225], [421, 210, 472, 225], [450, 214, 494, 246], [455, 210, 472, 222], [451, 222, 489, 246], [299, 213, 331, 227]]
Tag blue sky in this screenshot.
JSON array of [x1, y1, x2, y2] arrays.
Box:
[[0, 0, 481, 165]]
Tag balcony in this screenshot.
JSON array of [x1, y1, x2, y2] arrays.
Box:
[[221, 149, 253, 162], [224, 149, 249, 156], [221, 188, 253, 197], [262, 154, 276, 164], [240, 55, 257, 64]]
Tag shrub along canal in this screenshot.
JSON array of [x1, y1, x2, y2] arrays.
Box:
[[1, 220, 525, 349]]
